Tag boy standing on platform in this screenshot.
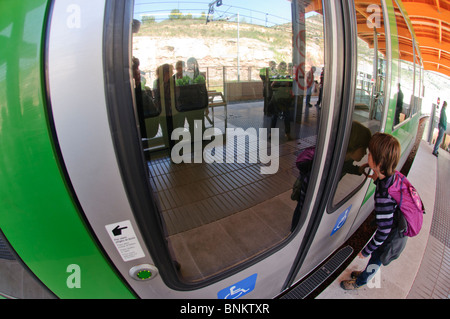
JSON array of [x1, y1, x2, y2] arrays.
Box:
[[432, 101, 447, 157], [341, 133, 408, 290]]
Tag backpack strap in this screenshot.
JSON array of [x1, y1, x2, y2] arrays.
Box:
[[391, 171, 405, 207], [398, 173, 405, 207]]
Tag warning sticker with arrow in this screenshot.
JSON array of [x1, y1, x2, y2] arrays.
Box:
[[105, 220, 145, 262]]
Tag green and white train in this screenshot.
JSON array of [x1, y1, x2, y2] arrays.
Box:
[[0, 0, 424, 299]]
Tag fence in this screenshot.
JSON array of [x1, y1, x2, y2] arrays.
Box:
[[142, 65, 265, 103]]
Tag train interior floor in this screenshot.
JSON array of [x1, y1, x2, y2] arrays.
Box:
[[145, 98, 320, 281]]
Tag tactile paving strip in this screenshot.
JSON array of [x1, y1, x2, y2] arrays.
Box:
[[407, 150, 450, 299], [430, 154, 450, 247]]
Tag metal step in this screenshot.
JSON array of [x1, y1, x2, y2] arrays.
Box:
[[279, 245, 354, 299]]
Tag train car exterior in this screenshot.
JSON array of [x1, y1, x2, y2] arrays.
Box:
[[0, 0, 423, 298]]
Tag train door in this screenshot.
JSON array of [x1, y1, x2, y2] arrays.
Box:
[[287, 0, 389, 285], [45, 0, 354, 298]]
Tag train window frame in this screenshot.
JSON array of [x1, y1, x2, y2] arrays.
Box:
[[103, 0, 187, 290], [412, 43, 423, 116], [327, 0, 388, 212], [392, 0, 417, 131], [104, 0, 330, 289]]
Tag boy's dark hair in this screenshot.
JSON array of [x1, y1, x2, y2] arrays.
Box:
[[368, 132, 401, 177]]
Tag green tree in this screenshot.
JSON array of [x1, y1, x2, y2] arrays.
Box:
[[169, 9, 182, 20], [142, 15, 155, 24]]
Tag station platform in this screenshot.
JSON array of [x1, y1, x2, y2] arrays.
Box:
[[317, 139, 450, 299]]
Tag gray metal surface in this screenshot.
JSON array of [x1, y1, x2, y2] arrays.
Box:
[[280, 246, 354, 299]]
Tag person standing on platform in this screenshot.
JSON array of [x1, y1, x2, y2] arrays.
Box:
[[394, 83, 404, 126], [340, 133, 407, 290], [433, 101, 447, 157]]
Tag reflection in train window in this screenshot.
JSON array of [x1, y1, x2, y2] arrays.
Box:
[[412, 49, 423, 116], [392, 1, 415, 128], [331, 0, 385, 207], [130, 0, 325, 282]]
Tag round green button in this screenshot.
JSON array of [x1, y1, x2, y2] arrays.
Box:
[[129, 264, 158, 281], [136, 270, 152, 280]]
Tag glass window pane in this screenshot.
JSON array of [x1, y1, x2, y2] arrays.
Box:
[[393, 1, 414, 127], [131, 0, 325, 282], [332, 0, 385, 207]]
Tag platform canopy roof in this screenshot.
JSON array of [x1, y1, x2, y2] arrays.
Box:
[[305, 0, 450, 77], [402, 0, 450, 77]]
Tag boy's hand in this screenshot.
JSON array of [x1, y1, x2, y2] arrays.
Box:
[[361, 163, 379, 181], [358, 252, 366, 259]]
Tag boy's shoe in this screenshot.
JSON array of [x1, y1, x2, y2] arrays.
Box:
[[340, 279, 361, 290]]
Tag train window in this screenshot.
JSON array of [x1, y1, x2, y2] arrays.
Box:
[[392, 1, 415, 128], [331, 0, 385, 207], [412, 50, 422, 115], [130, 0, 325, 282]]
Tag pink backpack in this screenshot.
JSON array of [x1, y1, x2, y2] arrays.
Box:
[[388, 171, 425, 237], [295, 146, 315, 169]]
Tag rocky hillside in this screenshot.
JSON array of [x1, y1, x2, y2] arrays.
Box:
[[133, 16, 324, 76]]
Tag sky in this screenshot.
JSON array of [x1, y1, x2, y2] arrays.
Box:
[[133, 0, 293, 27]]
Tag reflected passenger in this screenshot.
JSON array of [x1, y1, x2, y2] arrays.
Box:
[[341, 133, 407, 290], [260, 61, 277, 115], [133, 56, 159, 140], [306, 66, 316, 107], [267, 61, 293, 140], [316, 69, 324, 107], [174, 60, 186, 80], [290, 146, 315, 231], [184, 57, 206, 140], [341, 121, 372, 179], [394, 83, 403, 126], [132, 56, 145, 138], [154, 63, 176, 149], [268, 77, 293, 140]]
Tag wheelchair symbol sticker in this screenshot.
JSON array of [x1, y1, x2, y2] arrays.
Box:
[[330, 205, 351, 236], [217, 274, 257, 299]]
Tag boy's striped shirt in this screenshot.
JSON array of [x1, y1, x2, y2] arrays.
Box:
[[362, 174, 396, 257]]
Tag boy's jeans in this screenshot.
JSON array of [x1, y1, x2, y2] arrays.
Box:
[[356, 248, 383, 287]]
